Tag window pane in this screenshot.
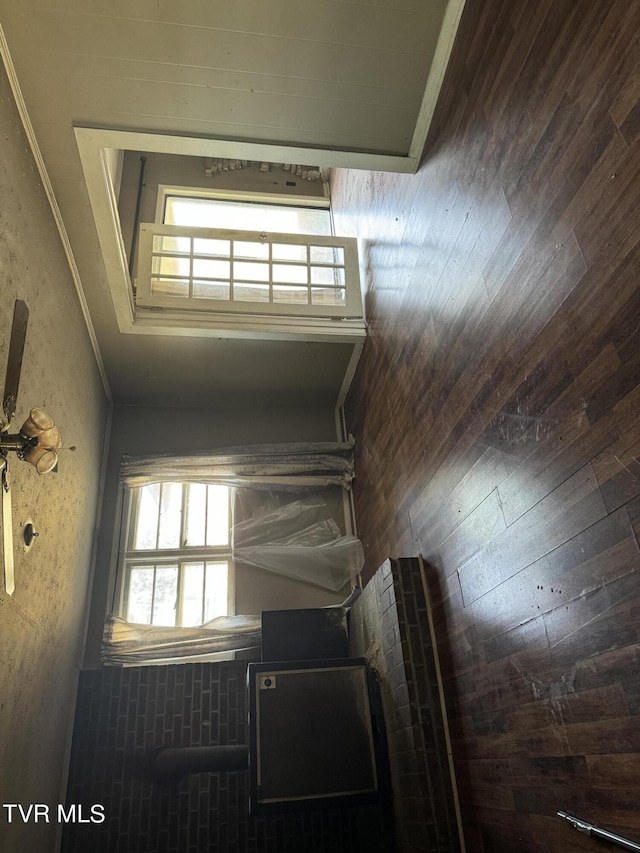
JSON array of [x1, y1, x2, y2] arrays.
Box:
[[127, 566, 154, 623], [311, 266, 345, 285], [233, 261, 270, 282], [152, 255, 191, 277], [273, 264, 308, 284], [152, 565, 178, 626], [234, 283, 269, 302], [193, 237, 229, 256], [158, 482, 182, 548], [192, 258, 230, 279], [151, 277, 190, 297], [164, 196, 331, 236], [206, 485, 229, 545], [310, 245, 344, 264], [204, 561, 228, 622], [273, 285, 309, 304], [153, 235, 190, 254], [233, 241, 269, 260], [182, 562, 204, 626], [311, 287, 346, 306], [193, 280, 230, 300], [134, 484, 161, 549], [272, 243, 307, 263], [185, 483, 207, 546]]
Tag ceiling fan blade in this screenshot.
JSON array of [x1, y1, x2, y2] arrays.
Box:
[[1, 464, 14, 596], [3, 299, 29, 429]]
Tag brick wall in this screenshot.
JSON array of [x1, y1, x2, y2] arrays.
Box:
[[349, 558, 461, 853], [392, 558, 461, 853], [61, 661, 367, 853]]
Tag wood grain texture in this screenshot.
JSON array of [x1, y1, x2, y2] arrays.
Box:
[[330, 0, 640, 849]]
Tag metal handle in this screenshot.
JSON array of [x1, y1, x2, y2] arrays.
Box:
[[558, 812, 640, 852]]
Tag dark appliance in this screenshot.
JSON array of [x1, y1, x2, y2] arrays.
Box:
[[247, 658, 382, 814], [260, 607, 349, 661]]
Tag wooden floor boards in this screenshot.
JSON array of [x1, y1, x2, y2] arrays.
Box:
[[330, 0, 640, 849]]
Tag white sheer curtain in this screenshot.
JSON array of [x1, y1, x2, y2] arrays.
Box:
[[103, 438, 364, 666], [232, 491, 363, 592], [120, 437, 357, 490], [103, 615, 262, 665]]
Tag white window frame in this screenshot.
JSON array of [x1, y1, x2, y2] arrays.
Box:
[[115, 482, 236, 627], [74, 128, 368, 344], [137, 223, 360, 319]]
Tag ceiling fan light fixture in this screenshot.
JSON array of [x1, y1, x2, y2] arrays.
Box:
[[21, 407, 56, 437], [19, 409, 62, 471], [22, 444, 59, 475], [32, 425, 61, 451]]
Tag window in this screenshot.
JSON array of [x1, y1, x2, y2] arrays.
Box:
[[144, 230, 349, 310], [118, 482, 234, 627], [162, 194, 332, 236], [135, 183, 364, 326]]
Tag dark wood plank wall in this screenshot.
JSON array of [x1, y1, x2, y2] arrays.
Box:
[[330, 1, 640, 850]]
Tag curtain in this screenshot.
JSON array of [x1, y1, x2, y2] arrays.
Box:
[[233, 492, 362, 592], [120, 437, 356, 491], [105, 439, 364, 665], [102, 615, 262, 666], [102, 587, 362, 667]]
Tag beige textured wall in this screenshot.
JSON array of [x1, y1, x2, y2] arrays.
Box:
[[0, 64, 109, 853]]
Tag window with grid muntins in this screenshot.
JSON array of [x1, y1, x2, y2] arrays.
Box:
[[136, 224, 362, 318], [119, 482, 233, 627]]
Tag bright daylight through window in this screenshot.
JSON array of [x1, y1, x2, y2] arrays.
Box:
[[162, 194, 332, 236], [136, 187, 360, 317], [120, 482, 232, 627]]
